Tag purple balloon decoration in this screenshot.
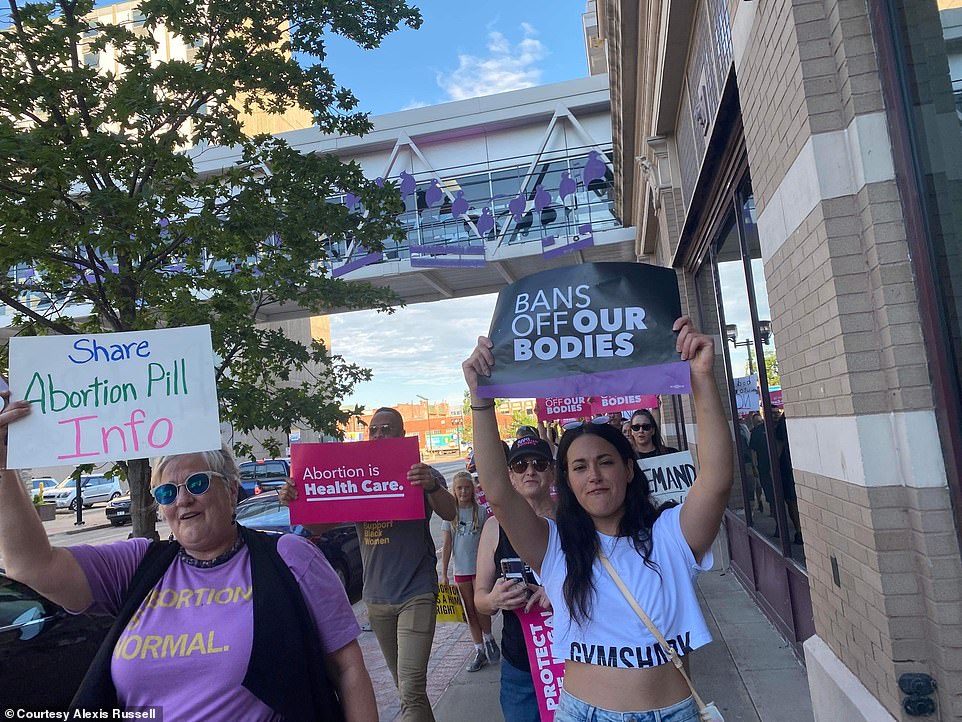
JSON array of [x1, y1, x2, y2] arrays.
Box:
[[451, 191, 469, 218], [344, 192, 360, 210], [425, 179, 443, 208], [534, 185, 552, 212], [375, 177, 385, 188], [508, 191, 527, 222], [476, 208, 495, 236], [399, 171, 416, 197], [159, 217, 169, 228], [582, 151, 607, 187]]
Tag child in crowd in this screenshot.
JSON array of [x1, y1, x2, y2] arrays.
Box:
[[441, 471, 499, 671]]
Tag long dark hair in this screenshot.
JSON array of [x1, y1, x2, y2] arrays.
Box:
[[631, 409, 667, 452], [555, 422, 666, 624]]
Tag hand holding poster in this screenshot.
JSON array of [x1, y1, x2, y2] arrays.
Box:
[[638, 450, 697, 506], [478, 263, 690, 399], [7, 326, 220, 469], [288, 437, 425, 524]]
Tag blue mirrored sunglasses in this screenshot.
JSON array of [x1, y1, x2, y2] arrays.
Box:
[[151, 471, 223, 506]]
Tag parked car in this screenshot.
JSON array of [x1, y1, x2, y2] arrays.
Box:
[[105, 495, 160, 527], [235, 492, 362, 599], [27, 477, 57, 497], [0, 570, 112, 709], [42, 474, 125, 511], [238, 459, 291, 495]]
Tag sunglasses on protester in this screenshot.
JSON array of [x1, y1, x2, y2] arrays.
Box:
[[151, 471, 225, 506], [509, 458, 551, 474], [368, 424, 395, 435], [561, 415, 613, 431], [631, 422, 654, 432]]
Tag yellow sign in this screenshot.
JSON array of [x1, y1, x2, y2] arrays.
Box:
[[436, 583, 466, 623]]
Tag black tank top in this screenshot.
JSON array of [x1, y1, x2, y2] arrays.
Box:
[[494, 525, 538, 671]]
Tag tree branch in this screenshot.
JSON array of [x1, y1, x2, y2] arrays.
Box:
[[0, 289, 79, 334]]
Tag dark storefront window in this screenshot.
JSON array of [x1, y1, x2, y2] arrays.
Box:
[[876, 0, 962, 538], [700, 180, 806, 567]]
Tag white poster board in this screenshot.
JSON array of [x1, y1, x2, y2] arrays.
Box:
[[7, 325, 220, 469], [637, 450, 696, 506], [733, 374, 759, 413]]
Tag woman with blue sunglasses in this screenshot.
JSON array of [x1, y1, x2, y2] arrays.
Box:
[[0, 390, 376, 722], [463, 316, 733, 722]]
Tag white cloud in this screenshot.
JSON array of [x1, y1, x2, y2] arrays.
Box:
[[400, 99, 429, 111], [437, 24, 546, 102], [330, 294, 498, 409]]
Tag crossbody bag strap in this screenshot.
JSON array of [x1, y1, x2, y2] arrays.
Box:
[[598, 551, 709, 713]]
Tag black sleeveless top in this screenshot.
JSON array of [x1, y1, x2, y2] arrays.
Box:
[[494, 524, 539, 671]]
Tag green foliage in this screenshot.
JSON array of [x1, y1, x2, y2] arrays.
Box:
[[507, 409, 537, 438], [763, 351, 780, 387], [0, 0, 421, 535]]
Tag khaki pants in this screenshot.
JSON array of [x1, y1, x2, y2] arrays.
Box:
[[367, 592, 438, 722]]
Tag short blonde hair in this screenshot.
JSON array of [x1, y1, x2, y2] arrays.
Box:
[[151, 445, 240, 496]]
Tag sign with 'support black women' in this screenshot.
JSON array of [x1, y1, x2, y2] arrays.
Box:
[[477, 263, 691, 399]]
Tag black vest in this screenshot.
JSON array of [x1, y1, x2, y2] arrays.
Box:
[[70, 526, 345, 722]]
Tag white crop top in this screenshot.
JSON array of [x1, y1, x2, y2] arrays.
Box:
[[540, 505, 712, 668]]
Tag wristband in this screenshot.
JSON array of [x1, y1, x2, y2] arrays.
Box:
[[470, 402, 495, 411]]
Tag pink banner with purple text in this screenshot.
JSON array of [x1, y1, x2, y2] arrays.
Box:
[[289, 437, 424, 524]]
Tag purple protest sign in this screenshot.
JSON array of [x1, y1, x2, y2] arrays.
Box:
[[477, 263, 691, 398]]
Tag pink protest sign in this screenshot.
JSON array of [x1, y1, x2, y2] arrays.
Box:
[[590, 394, 659, 415], [536, 396, 591, 422], [289, 437, 425, 524], [516, 607, 565, 721], [770, 389, 784, 407]]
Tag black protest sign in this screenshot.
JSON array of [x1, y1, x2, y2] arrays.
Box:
[[477, 262, 690, 399]]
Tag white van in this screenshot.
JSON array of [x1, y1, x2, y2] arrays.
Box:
[[42, 475, 126, 511]]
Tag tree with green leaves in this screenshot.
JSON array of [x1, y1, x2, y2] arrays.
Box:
[[0, 0, 421, 537]]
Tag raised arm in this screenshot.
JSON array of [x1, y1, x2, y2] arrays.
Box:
[[674, 317, 735, 561], [0, 393, 93, 611], [463, 338, 548, 573]]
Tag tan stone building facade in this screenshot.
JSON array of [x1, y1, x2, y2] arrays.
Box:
[[598, 0, 962, 718]]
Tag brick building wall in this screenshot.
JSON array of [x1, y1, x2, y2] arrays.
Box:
[[729, 0, 962, 716]]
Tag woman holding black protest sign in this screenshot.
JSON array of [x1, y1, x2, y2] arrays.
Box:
[[463, 316, 732, 722]]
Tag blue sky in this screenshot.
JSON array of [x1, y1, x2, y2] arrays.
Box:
[[326, 1, 593, 411], [323, 0, 592, 115]]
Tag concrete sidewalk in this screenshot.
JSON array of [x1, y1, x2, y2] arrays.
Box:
[[429, 570, 814, 722]]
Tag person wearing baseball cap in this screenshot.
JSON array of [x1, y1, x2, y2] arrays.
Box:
[[474, 433, 556, 722], [507, 435, 553, 463]]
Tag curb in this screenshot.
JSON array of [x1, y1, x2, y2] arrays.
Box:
[[61, 522, 112, 535]]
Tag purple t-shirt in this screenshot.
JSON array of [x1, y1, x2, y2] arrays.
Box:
[[69, 534, 359, 720]]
